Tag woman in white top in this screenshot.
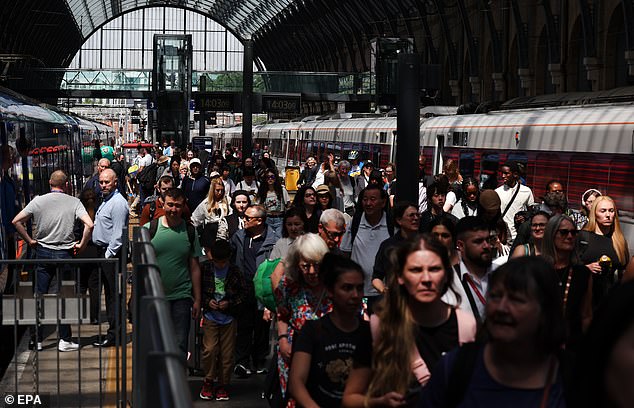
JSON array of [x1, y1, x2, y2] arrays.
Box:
[[191, 177, 232, 241], [451, 177, 479, 219], [256, 168, 290, 237]]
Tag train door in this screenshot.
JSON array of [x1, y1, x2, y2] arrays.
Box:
[[389, 130, 397, 163], [432, 134, 445, 175], [479, 152, 499, 190], [459, 151, 475, 179]]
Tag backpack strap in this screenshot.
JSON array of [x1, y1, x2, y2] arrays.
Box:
[[149, 218, 159, 239], [149, 200, 157, 220], [369, 314, 432, 386], [149, 217, 195, 249]]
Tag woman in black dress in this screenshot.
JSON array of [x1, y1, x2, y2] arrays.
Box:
[[577, 196, 630, 308], [541, 214, 592, 351]]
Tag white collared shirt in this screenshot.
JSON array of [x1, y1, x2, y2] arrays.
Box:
[[442, 259, 497, 321], [340, 212, 391, 297]]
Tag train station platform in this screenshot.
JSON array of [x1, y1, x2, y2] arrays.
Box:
[[0, 225, 270, 407]]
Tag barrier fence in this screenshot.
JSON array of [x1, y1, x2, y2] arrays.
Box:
[[0, 227, 191, 407]]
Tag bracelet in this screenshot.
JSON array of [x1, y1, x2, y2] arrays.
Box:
[[278, 334, 289, 340]]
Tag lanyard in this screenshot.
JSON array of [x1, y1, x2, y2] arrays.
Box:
[[464, 274, 487, 306]]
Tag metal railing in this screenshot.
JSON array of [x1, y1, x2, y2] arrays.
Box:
[[1, 226, 191, 407], [130, 227, 191, 408]]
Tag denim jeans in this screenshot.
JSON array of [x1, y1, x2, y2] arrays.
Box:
[[266, 217, 283, 237], [34, 246, 73, 341], [169, 298, 193, 362]]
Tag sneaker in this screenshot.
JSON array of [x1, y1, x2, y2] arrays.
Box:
[[58, 339, 79, 352], [233, 364, 250, 379], [29, 340, 43, 351], [256, 367, 268, 375], [215, 386, 229, 401], [199, 379, 214, 400]]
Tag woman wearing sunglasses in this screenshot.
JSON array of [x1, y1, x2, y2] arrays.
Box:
[[256, 169, 290, 237], [511, 211, 550, 258], [541, 214, 592, 351], [578, 196, 631, 309], [274, 233, 331, 405]]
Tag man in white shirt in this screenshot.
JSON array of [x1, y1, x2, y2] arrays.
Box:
[[495, 162, 535, 242], [340, 184, 393, 314], [136, 147, 153, 170], [443, 216, 497, 324]]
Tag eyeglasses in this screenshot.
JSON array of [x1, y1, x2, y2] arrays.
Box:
[[557, 229, 578, 237], [318, 194, 330, 199], [531, 223, 547, 229], [267, 175, 276, 180], [405, 212, 421, 218], [321, 226, 345, 241], [244, 215, 262, 222], [299, 262, 320, 271], [304, 193, 316, 197]]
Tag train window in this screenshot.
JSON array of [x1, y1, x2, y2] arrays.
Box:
[[378, 132, 387, 144], [459, 151, 475, 178], [452, 132, 469, 146], [533, 153, 565, 200], [480, 152, 499, 190]]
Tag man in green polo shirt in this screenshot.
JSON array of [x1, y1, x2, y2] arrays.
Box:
[[144, 187, 202, 361]]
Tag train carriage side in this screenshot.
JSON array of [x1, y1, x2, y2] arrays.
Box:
[[306, 117, 397, 168], [420, 104, 634, 249]]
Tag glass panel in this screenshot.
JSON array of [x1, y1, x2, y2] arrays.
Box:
[[193, 52, 205, 71], [102, 29, 121, 49], [84, 30, 101, 49], [102, 50, 121, 69], [145, 8, 164, 29], [123, 50, 143, 70], [191, 31, 205, 50]]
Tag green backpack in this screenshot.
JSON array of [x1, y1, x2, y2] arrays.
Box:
[[253, 258, 281, 311]]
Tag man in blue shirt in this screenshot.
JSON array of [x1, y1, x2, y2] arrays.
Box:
[[92, 168, 129, 347]]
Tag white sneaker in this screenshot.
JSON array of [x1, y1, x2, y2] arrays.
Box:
[[58, 339, 80, 352]]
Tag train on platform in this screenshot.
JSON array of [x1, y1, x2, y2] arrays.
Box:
[[206, 103, 634, 248], [0, 87, 115, 261], [0, 87, 115, 199]]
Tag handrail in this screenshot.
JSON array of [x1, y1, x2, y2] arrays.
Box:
[[131, 226, 192, 408]]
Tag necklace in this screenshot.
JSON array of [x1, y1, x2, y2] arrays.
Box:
[[560, 267, 573, 315]]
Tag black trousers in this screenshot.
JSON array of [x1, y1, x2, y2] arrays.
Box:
[[234, 302, 270, 369], [96, 247, 119, 342], [78, 243, 102, 322]]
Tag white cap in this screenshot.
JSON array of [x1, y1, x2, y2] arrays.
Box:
[[189, 158, 202, 166]]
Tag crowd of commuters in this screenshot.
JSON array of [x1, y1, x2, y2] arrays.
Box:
[[7, 140, 634, 407]]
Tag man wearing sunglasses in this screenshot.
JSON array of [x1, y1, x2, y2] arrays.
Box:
[[318, 209, 347, 252], [230, 204, 279, 378]]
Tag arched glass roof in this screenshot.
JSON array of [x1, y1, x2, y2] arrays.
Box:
[[64, 0, 296, 40], [68, 7, 251, 71]]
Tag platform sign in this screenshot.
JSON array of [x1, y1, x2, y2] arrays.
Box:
[[195, 92, 236, 112], [262, 94, 301, 113]]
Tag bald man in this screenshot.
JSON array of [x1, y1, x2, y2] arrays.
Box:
[[12, 170, 94, 352], [92, 168, 129, 347], [84, 158, 111, 197]]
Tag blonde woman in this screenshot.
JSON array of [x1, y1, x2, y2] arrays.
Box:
[[578, 195, 630, 308], [192, 177, 232, 242]]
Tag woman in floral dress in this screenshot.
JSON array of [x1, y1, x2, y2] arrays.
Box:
[[274, 233, 331, 403]]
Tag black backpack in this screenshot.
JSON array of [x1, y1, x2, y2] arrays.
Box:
[[137, 162, 158, 192]]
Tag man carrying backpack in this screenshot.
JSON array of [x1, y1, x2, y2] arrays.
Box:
[[143, 187, 202, 362], [139, 175, 191, 226], [136, 155, 166, 208], [340, 184, 393, 315]]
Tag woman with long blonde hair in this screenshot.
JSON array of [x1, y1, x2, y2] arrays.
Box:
[[343, 235, 476, 407], [191, 177, 232, 241], [578, 195, 630, 308]]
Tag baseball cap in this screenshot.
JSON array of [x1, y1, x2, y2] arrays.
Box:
[[189, 158, 202, 166], [316, 184, 330, 195]]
